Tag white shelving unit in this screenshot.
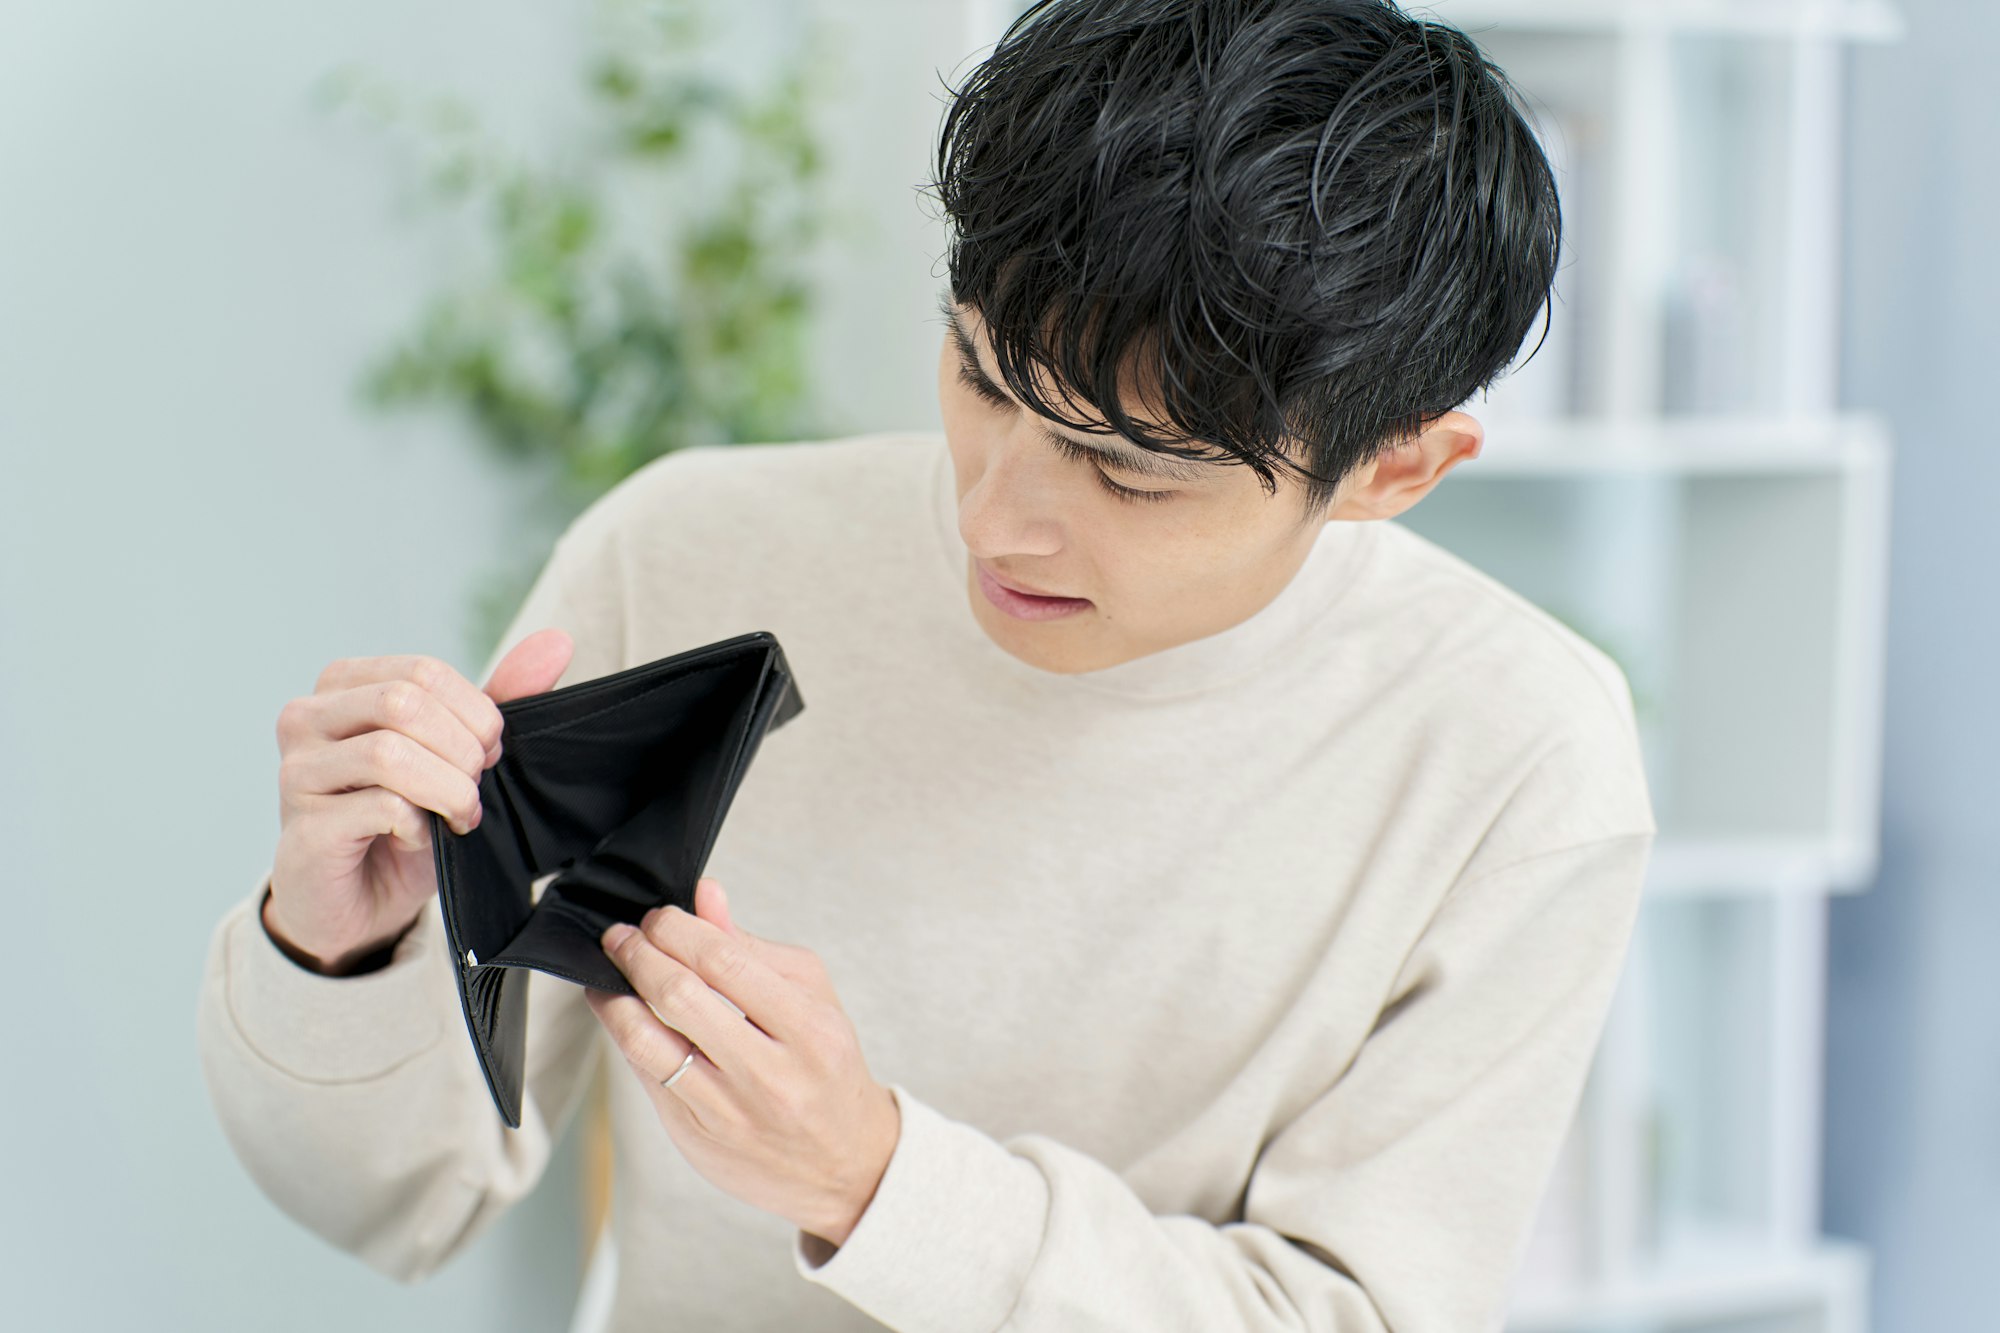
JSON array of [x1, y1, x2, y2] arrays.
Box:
[[1395, 4, 1897, 1330], [958, 3, 1897, 1331]]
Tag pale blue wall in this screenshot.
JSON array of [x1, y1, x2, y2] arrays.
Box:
[[0, 3, 607, 1328], [1821, 0, 2000, 1327]]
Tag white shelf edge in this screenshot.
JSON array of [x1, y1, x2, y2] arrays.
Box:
[[1409, 0, 1905, 42], [1642, 833, 1876, 897], [1456, 410, 1892, 475], [1507, 1237, 1870, 1330]]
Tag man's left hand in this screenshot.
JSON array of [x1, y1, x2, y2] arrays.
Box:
[[586, 876, 901, 1250]]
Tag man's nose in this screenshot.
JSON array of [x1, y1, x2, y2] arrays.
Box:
[[959, 436, 1067, 557]]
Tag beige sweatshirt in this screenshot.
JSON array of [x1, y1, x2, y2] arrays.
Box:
[[197, 431, 1657, 1332]]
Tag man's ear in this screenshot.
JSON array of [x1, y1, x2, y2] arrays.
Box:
[[1326, 411, 1483, 522]]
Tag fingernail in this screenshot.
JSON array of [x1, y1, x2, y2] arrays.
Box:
[[603, 923, 636, 949], [641, 905, 662, 929]]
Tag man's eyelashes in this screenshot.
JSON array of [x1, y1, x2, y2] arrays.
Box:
[[957, 361, 1015, 410], [953, 361, 1173, 506], [1043, 432, 1175, 505]]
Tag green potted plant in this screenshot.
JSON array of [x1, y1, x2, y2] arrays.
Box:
[[320, 0, 832, 656]]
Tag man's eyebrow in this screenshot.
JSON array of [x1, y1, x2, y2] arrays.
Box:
[[943, 306, 1211, 485]]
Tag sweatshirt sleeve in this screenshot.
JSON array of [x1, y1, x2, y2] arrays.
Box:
[[790, 830, 1657, 1333], [194, 519, 630, 1283]]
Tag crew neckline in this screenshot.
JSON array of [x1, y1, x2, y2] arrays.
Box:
[[919, 433, 1377, 700]]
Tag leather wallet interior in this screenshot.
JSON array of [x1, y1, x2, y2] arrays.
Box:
[[428, 629, 805, 1128]]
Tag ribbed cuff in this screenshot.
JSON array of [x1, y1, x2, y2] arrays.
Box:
[[217, 869, 448, 1083], [792, 1083, 1050, 1333]]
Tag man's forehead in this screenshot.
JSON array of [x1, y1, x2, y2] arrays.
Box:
[[946, 302, 1219, 484]]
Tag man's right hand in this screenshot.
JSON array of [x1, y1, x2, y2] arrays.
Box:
[[262, 628, 575, 975]]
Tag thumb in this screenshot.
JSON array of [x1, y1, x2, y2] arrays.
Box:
[[483, 627, 574, 705], [694, 876, 742, 939], [692, 878, 839, 1011]]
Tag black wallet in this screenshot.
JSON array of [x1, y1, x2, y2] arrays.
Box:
[[427, 629, 805, 1128]]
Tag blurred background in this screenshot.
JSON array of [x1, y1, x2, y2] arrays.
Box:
[[0, 1, 1988, 1330]]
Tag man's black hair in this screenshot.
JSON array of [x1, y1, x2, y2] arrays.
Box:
[[929, 0, 1561, 518]]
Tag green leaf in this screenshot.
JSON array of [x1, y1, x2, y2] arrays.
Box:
[[328, 0, 840, 657]]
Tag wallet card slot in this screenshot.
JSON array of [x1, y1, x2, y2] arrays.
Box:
[[467, 957, 508, 1031], [483, 896, 636, 995]]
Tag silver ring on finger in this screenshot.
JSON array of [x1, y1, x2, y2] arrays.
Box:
[[660, 1048, 697, 1091]]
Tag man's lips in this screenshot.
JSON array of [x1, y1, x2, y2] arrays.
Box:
[[981, 563, 1082, 600]]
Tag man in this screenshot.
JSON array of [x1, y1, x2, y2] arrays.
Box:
[[199, 2, 1656, 1329]]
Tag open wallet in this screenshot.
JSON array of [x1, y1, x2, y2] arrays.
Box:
[[427, 629, 805, 1128]]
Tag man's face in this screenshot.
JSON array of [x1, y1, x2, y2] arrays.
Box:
[[937, 301, 1367, 676]]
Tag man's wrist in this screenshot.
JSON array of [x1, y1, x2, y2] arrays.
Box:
[[258, 887, 409, 978], [807, 1082, 902, 1249]]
